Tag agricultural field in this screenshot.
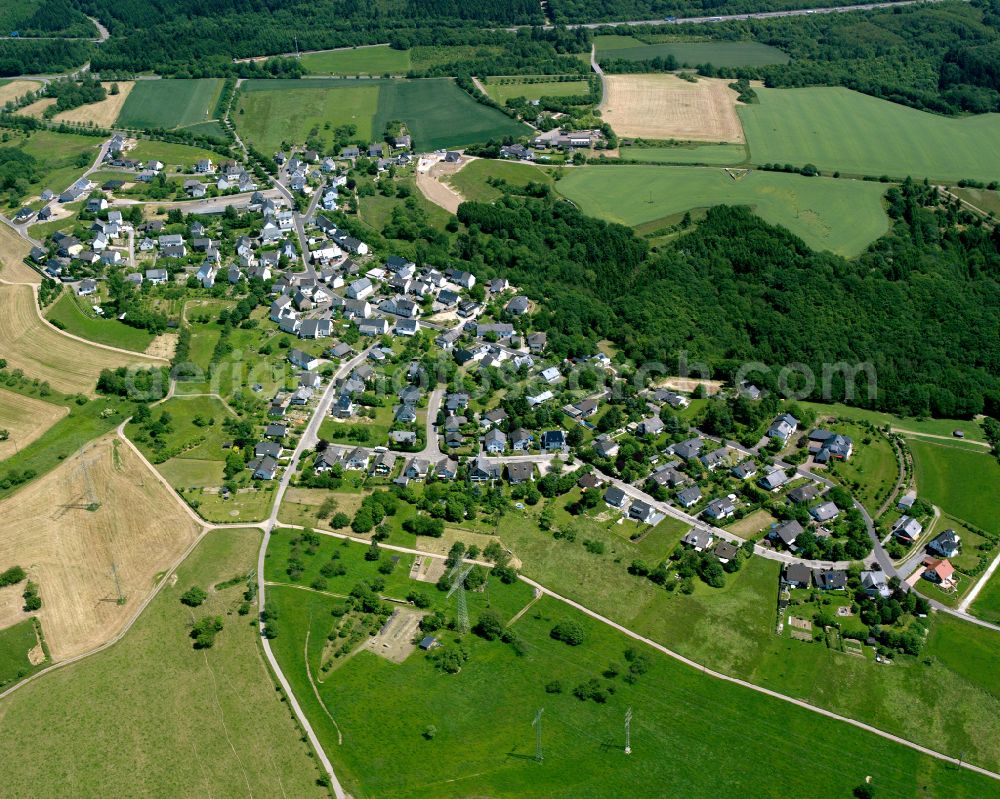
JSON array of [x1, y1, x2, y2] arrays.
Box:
[[907, 437, 1000, 534], [616, 142, 747, 165], [45, 291, 155, 352], [444, 157, 553, 203], [236, 78, 528, 155], [557, 165, 890, 257], [0, 528, 330, 799], [739, 87, 1000, 182], [599, 74, 744, 142], [236, 79, 379, 153], [299, 44, 411, 74], [0, 79, 41, 105], [970, 569, 1000, 625], [0, 386, 67, 459], [483, 76, 592, 104], [115, 78, 225, 131], [595, 35, 790, 67], [0, 222, 41, 283], [0, 283, 163, 395], [265, 536, 995, 799], [53, 81, 134, 127], [0, 434, 202, 660]]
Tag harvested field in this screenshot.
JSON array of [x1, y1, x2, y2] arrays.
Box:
[[0, 387, 68, 460], [0, 284, 161, 396], [0, 80, 41, 105], [144, 332, 178, 360], [0, 223, 40, 284], [54, 82, 134, 127], [0, 435, 202, 660], [17, 97, 54, 118], [599, 74, 744, 143]]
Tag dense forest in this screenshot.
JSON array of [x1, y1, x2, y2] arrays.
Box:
[[0, 0, 94, 37], [547, 0, 876, 23], [451, 181, 1000, 419], [601, 0, 1000, 113]]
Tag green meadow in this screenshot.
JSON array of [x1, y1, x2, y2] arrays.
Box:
[[300, 44, 411, 74], [740, 87, 1000, 182], [266, 536, 997, 799], [0, 529, 329, 799], [116, 79, 225, 130], [447, 157, 553, 203], [616, 142, 748, 165], [557, 165, 890, 257], [595, 36, 790, 67], [907, 437, 1000, 534], [484, 77, 592, 104], [236, 78, 528, 154], [45, 292, 155, 352]]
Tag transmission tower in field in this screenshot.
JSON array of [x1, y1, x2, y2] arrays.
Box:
[[624, 706, 633, 755], [446, 562, 473, 634], [532, 708, 544, 763]]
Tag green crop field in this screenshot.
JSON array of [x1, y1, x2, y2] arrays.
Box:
[[907, 437, 1000, 534], [617, 143, 748, 165], [300, 44, 412, 74], [447, 158, 553, 203], [557, 165, 889, 257], [739, 87, 1000, 182], [237, 78, 529, 154], [265, 536, 995, 799], [484, 77, 591, 104], [45, 292, 154, 352], [372, 78, 530, 152], [116, 79, 225, 131], [970, 570, 1000, 624], [595, 36, 790, 67], [0, 529, 330, 799]]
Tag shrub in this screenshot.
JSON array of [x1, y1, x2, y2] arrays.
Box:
[[180, 586, 208, 607], [550, 620, 585, 646]]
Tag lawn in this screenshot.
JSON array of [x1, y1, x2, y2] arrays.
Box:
[[484, 77, 592, 104], [739, 86, 1000, 182], [0, 528, 330, 799], [447, 157, 554, 203], [907, 437, 1000, 534], [267, 557, 996, 799], [300, 44, 412, 74], [557, 165, 890, 257], [45, 292, 155, 352], [824, 423, 898, 514], [116, 79, 225, 131], [127, 139, 223, 169], [595, 37, 790, 67], [616, 142, 748, 165], [372, 78, 530, 152], [0, 618, 44, 690]]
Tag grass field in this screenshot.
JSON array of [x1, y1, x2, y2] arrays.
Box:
[[952, 186, 1000, 216], [9, 130, 100, 200], [445, 157, 553, 203], [0, 528, 331, 799], [595, 36, 790, 67], [970, 568, 1000, 624], [0, 618, 43, 689], [617, 142, 748, 165], [236, 79, 378, 153], [740, 87, 1000, 182], [0, 385, 67, 460], [484, 77, 591, 104], [0, 284, 163, 395], [798, 401, 986, 442], [116, 79, 225, 131], [127, 139, 224, 169], [0, 434, 202, 659], [236, 78, 529, 154], [907, 437, 1000, 534], [824, 423, 898, 514], [266, 536, 996, 798], [299, 44, 411, 74], [45, 291, 155, 352], [557, 166, 889, 257]]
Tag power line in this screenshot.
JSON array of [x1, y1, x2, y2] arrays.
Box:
[[624, 706, 632, 755], [532, 708, 544, 763]]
